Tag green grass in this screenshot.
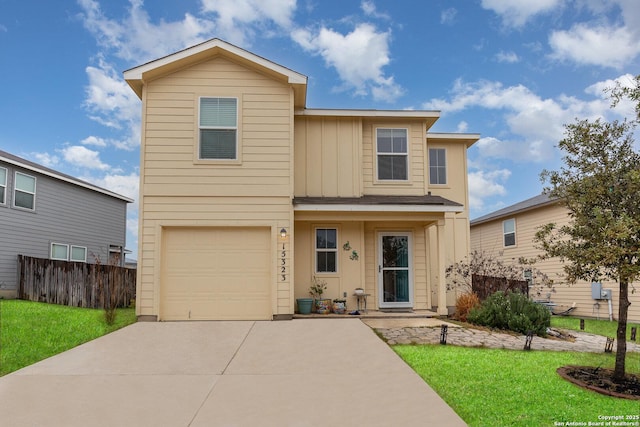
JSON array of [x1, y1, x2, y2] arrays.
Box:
[[395, 345, 640, 427], [551, 316, 640, 341], [0, 300, 136, 376]]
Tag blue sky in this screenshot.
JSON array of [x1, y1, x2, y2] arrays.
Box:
[[1, 0, 639, 258]]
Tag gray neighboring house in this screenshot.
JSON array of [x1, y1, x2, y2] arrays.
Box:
[[0, 150, 133, 299]]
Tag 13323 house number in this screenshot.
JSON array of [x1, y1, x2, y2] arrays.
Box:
[[281, 243, 287, 281]]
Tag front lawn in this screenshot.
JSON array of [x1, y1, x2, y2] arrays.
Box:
[[551, 316, 640, 341], [395, 345, 640, 427], [0, 300, 136, 376]]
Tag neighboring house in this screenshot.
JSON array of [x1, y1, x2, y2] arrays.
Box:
[[124, 38, 479, 321], [470, 193, 640, 322], [0, 150, 133, 298]]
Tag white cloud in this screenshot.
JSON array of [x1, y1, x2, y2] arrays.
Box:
[[31, 152, 60, 168], [200, 0, 297, 45], [480, 0, 561, 27], [361, 1, 390, 20], [78, 0, 215, 63], [81, 136, 108, 147], [61, 146, 110, 171], [495, 51, 519, 63], [468, 168, 511, 210], [440, 8, 457, 25], [423, 77, 621, 162], [91, 171, 139, 203], [456, 121, 468, 133], [292, 23, 404, 102], [549, 24, 640, 69]]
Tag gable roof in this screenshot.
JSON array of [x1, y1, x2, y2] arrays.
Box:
[[0, 150, 133, 203], [470, 193, 558, 226], [124, 38, 308, 107]]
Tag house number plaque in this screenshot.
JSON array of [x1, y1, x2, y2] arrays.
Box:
[[280, 243, 287, 281]]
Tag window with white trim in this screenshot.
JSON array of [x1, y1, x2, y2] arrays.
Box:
[[503, 218, 516, 247], [14, 172, 36, 210], [199, 97, 238, 160], [315, 228, 337, 273], [51, 243, 69, 261], [376, 128, 408, 180], [429, 148, 447, 185], [70, 246, 87, 262], [0, 167, 6, 204]]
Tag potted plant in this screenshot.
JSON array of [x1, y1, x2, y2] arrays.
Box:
[[332, 298, 347, 314], [309, 276, 330, 314]]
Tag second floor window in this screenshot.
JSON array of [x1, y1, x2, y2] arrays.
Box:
[[199, 97, 238, 160], [316, 228, 337, 273], [377, 128, 408, 180], [0, 167, 6, 204], [14, 172, 36, 210], [429, 148, 447, 185], [503, 218, 516, 247]]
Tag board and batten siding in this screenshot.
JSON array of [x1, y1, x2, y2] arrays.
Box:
[[470, 203, 640, 322], [137, 55, 295, 317], [0, 162, 127, 296]]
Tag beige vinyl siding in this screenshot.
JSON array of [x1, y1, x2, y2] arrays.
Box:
[[294, 116, 362, 197], [471, 203, 640, 322], [137, 56, 295, 318]]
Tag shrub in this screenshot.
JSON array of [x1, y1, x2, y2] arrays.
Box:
[[467, 291, 550, 336], [455, 292, 480, 322]]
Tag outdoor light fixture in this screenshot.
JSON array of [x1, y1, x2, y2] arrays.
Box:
[[280, 228, 287, 238]]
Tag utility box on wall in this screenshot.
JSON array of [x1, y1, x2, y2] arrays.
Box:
[[591, 282, 602, 299]]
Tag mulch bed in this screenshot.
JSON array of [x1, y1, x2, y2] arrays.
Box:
[[557, 366, 640, 400]]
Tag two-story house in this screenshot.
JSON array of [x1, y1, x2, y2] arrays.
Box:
[[470, 193, 640, 322], [124, 38, 479, 321], [0, 150, 132, 299]]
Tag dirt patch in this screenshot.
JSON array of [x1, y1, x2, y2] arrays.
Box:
[[557, 366, 640, 400]]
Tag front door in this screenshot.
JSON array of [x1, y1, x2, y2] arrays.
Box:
[[378, 232, 413, 308]]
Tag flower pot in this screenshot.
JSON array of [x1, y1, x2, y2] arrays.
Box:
[[296, 298, 313, 315], [315, 298, 332, 314], [332, 300, 346, 314]]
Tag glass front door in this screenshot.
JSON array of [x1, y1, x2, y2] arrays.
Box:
[[378, 232, 413, 308]]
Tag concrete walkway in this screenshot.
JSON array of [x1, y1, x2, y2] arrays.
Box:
[[364, 318, 640, 353], [0, 319, 466, 427]]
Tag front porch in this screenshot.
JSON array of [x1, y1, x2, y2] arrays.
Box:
[[292, 309, 440, 319]]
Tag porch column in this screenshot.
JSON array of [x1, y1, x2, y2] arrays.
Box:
[[436, 219, 448, 315]]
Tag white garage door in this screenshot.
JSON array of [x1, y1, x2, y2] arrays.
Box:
[[160, 227, 272, 320]]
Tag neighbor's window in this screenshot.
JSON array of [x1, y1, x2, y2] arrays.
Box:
[[316, 228, 337, 273], [51, 243, 69, 261], [0, 167, 6, 204], [199, 97, 238, 160], [429, 148, 447, 185], [503, 218, 516, 247], [377, 128, 408, 180], [14, 172, 36, 210], [70, 246, 87, 262]]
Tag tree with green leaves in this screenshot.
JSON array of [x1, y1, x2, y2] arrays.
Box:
[[535, 74, 640, 382]]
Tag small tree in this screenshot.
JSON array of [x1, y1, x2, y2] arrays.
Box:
[[535, 74, 640, 381]]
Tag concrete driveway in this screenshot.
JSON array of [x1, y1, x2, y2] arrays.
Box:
[[0, 319, 466, 427]]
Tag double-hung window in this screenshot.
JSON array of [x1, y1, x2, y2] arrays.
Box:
[[0, 167, 6, 204], [503, 219, 516, 247], [429, 148, 447, 185], [14, 172, 36, 210], [316, 228, 337, 273], [377, 128, 408, 180], [199, 97, 238, 160]]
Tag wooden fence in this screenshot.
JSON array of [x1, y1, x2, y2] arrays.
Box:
[[472, 274, 529, 301], [18, 255, 136, 309]]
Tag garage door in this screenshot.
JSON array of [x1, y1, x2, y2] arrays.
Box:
[[160, 227, 272, 320]]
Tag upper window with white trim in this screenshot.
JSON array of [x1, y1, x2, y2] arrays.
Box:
[[503, 218, 516, 247], [14, 172, 36, 210], [376, 128, 408, 181], [199, 97, 238, 160], [429, 148, 447, 185], [0, 167, 6, 204], [316, 228, 337, 273]]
